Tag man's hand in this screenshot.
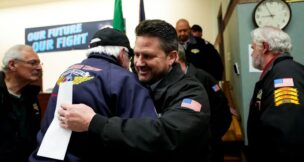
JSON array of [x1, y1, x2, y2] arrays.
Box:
[[58, 103, 96, 132]]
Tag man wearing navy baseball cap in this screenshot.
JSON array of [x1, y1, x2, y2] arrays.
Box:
[[89, 28, 133, 57], [29, 27, 157, 161]]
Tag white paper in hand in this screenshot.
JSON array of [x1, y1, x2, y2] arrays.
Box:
[[37, 81, 73, 160]]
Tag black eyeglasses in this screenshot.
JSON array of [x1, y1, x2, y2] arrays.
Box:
[[121, 48, 131, 60], [14, 59, 43, 67]]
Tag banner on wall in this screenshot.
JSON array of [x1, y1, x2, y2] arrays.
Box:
[[25, 20, 112, 53]]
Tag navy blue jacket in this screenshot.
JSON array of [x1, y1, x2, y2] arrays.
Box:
[[30, 53, 157, 162]]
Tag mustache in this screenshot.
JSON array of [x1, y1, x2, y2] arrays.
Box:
[[32, 70, 42, 77]]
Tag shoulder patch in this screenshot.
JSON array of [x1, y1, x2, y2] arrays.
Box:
[[191, 49, 200, 54], [212, 84, 221, 92], [274, 78, 294, 88], [181, 98, 201, 112], [274, 87, 299, 106]]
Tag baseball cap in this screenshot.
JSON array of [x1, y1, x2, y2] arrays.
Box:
[[191, 24, 203, 32], [89, 28, 133, 56]]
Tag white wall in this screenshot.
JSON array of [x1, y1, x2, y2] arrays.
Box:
[[0, 0, 218, 92]]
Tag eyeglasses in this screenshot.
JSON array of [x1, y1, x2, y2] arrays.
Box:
[[14, 59, 43, 67], [125, 51, 132, 60], [121, 48, 131, 60]]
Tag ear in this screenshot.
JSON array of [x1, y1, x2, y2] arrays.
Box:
[[168, 50, 177, 65], [117, 49, 124, 65], [262, 42, 270, 53], [7, 60, 17, 71]]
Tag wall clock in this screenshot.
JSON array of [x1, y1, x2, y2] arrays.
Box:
[[253, 0, 292, 29]]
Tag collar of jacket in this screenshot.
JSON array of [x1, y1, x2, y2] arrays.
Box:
[[0, 71, 9, 96], [0, 71, 10, 112], [185, 63, 197, 76], [153, 63, 185, 91], [88, 52, 120, 66], [188, 36, 197, 45], [0, 71, 6, 90], [260, 52, 293, 80]]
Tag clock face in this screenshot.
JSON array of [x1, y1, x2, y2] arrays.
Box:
[[253, 0, 292, 29]]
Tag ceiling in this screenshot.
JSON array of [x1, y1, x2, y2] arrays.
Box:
[[0, 0, 60, 9]]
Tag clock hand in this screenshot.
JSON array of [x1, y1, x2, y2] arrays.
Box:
[[261, 15, 273, 17], [264, 3, 274, 18]]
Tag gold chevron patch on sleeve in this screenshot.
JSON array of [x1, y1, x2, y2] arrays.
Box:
[[275, 95, 299, 102], [274, 87, 299, 107], [274, 87, 298, 98], [275, 87, 297, 94], [275, 99, 300, 106]]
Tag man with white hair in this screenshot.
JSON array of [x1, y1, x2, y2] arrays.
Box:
[[30, 28, 158, 161], [0, 44, 42, 162], [247, 26, 304, 162]]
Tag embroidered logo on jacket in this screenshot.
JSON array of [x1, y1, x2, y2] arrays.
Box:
[[191, 49, 200, 54], [255, 89, 263, 111], [181, 98, 201, 112], [56, 64, 97, 85], [274, 87, 299, 106], [33, 103, 40, 115]]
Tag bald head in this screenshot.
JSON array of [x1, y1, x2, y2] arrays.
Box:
[[176, 19, 190, 27], [175, 19, 191, 43]]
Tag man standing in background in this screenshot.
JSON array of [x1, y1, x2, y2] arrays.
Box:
[[0, 45, 42, 162], [176, 19, 224, 81], [176, 44, 232, 162], [247, 26, 304, 162], [191, 24, 203, 38]]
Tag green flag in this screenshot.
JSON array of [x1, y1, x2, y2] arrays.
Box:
[[113, 0, 125, 32]]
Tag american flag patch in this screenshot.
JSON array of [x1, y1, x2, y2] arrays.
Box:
[[274, 78, 294, 88], [181, 98, 201, 112], [212, 84, 221, 92]]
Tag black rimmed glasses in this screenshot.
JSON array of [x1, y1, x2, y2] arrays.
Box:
[[14, 59, 43, 67], [122, 48, 131, 60]]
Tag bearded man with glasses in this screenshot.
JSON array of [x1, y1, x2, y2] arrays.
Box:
[[0, 44, 42, 162]]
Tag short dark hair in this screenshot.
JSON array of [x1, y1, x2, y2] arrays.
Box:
[[135, 19, 178, 55], [191, 24, 203, 32]]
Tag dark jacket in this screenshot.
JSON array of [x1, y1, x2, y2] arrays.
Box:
[[187, 63, 231, 140], [247, 53, 304, 162], [0, 71, 41, 162], [88, 63, 211, 161], [187, 64, 231, 162], [29, 53, 158, 162], [185, 37, 224, 81]]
